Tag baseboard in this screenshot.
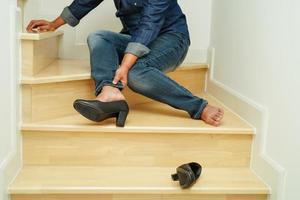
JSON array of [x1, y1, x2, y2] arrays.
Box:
[[0, 147, 22, 200], [206, 47, 286, 200], [184, 48, 208, 64]]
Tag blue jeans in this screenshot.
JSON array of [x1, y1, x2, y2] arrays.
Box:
[[87, 30, 208, 119]]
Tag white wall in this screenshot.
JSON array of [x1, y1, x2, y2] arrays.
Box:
[[23, 0, 212, 63], [209, 0, 300, 199], [179, 0, 211, 62], [0, 0, 13, 164], [0, 0, 21, 199]]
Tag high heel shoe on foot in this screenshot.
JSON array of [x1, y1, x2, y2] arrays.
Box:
[[73, 99, 129, 127]]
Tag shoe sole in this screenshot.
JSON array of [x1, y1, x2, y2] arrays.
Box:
[[73, 101, 115, 122]]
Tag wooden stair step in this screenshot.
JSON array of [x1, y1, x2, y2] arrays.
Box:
[[21, 59, 208, 122], [21, 59, 208, 84], [9, 166, 269, 198], [20, 31, 64, 41], [22, 93, 252, 134], [20, 31, 63, 76], [11, 194, 268, 200], [22, 131, 252, 167], [21, 93, 253, 167]]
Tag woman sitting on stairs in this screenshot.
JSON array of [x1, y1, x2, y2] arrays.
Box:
[[26, 0, 224, 127]]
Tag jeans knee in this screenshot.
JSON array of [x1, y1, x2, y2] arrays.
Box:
[[128, 67, 154, 93], [87, 30, 111, 51]]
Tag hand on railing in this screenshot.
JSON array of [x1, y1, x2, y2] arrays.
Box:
[[26, 16, 66, 33]]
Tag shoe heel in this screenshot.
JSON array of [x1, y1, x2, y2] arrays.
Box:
[[116, 111, 128, 127]]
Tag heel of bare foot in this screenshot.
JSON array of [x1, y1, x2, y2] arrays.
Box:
[[96, 86, 126, 102], [200, 104, 224, 127]]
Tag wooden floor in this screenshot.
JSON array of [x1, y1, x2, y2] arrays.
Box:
[[9, 166, 268, 195], [22, 93, 252, 134]]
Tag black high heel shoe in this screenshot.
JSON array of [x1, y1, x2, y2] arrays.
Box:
[[172, 162, 202, 189], [73, 99, 129, 127]]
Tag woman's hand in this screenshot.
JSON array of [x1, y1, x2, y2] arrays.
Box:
[[113, 66, 129, 87], [26, 20, 56, 33], [113, 53, 138, 87], [26, 17, 66, 33]]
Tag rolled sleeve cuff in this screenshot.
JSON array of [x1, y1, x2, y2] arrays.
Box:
[[60, 7, 79, 27], [124, 42, 150, 58]]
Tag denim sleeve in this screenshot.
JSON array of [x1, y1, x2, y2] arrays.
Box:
[[124, 42, 150, 58], [125, 0, 171, 57], [60, 0, 103, 27]]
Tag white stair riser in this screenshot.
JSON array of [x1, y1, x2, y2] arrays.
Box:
[[23, 131, 252, 168]]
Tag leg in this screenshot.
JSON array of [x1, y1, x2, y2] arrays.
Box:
[[127, 33, 224, 126], [87, 30, 130, 101], [74, 30, 131, 126]]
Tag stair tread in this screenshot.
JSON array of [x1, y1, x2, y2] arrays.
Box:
[[21, 59, 208, 84], [9, 166, 268, 195], [22, 93, 253, 134], [20, 31, 64, 40]]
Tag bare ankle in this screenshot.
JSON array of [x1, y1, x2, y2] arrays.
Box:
[[96, 86, 125, 102]]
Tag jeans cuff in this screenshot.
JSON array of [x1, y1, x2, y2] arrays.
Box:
[[192, 99, 208, 119], [125, 42, 150, 58], [60, 7, 79, 27], [95, 81, 124, 96]]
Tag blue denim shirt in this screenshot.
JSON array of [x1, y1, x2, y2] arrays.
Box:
[[60, 0, 190, 57]]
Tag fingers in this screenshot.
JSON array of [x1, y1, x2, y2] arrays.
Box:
[[113, 74, 121, 85], [121, 77, 127, 87], [26, 20, 49, 33], [32, 21, 48, 29], [37, 26, 49, 32], [113, 68, 129, 87], [26, 20, 36, 32], [27, 20, 39, 32], [113, 73, 127, 87], [114, 76, 127, 87], [38, 25, 54, 32]]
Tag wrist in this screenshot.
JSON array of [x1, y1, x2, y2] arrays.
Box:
[[120, 53, 138, 70], [51, 17, 65, 30], [120, 65, 130, 71], [49, 22, 57, 30]]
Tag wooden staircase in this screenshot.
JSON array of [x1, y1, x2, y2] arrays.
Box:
[[8, 31, 270, 200]]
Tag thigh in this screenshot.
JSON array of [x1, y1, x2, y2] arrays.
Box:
[[89, 30, 131, 62], [137, 33, 189, 73]]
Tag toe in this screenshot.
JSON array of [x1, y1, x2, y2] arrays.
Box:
[[202, 116, 218, 127], [213, 115, 221, 122], [210, 117, 221, 127], [216, 113, 224, 121], [217, 109, 224, 119], [218, 108, 225, 114], [212, 119, 221, 127]]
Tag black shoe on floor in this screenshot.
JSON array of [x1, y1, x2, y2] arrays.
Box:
[[172, 162, 202, 189]]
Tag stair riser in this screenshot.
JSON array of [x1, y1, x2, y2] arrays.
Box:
[[22, 68, 207, 123], [22, 37, 59, 76], [23, 131, 252, 168], [11, 194, 267, 200]]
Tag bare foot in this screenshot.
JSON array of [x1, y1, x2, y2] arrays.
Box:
[[200, 105, 224, 127], [96, 86, 126, 102]]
